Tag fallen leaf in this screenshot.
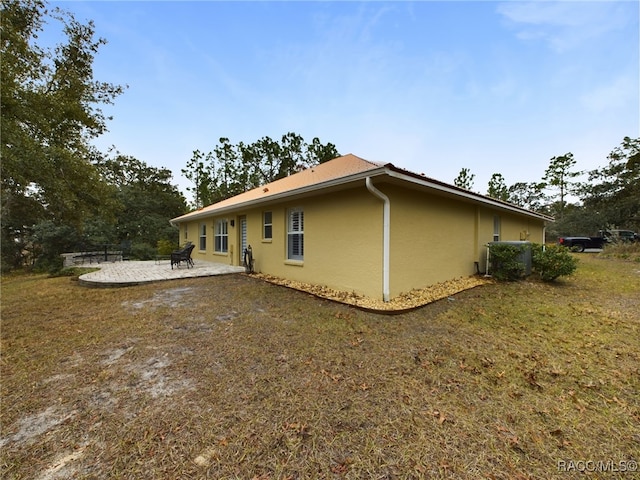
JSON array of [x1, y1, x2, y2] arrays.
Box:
[[433, 411, 446, 424]]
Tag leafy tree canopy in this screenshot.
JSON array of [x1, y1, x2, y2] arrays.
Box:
[[454, 167, 475, 191], [583, 136, 640, 231], [26, 153, 188, 270], [487, 173, 509, 202], [485, 137, 639, 238], [1, 0, 125, 221], [94, 153, 187, 250], [1, 0, 125, 269], [182, 133, 339, 208], [543, 152, 581, 219], [506, 182, 548, 214]]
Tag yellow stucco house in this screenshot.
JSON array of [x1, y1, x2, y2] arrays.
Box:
[[170, 154, 552, 301]]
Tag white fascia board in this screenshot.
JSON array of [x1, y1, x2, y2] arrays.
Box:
[[170, 165, 553, 226], [170, 167, 389, 225], [384, 169, 554, 222]]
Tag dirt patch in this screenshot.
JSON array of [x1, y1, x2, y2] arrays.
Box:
[[41, 373, 75, 385], [36, 445, 87, 480], [98, 344, 196, 401], [0, 407, 77, 448], [126, 353, 194, 399], [122, 286, 196, 310], [1, 342, 194, 471], [215, 311, 238, 322], [100, 345, 135, 365]]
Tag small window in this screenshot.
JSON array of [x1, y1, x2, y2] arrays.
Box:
[[215, 219, 228, 253], [287, 208, 304, 261], [263, 211, 273, 239], [184, 224, 188, 240], [493, 215, 501, 242], [199, 223, 207, 251]]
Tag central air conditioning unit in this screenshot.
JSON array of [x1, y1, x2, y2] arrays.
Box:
[[486, 241, 533, 277]]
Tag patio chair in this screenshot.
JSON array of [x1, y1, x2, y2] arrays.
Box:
[[170, 242, 195, 269]]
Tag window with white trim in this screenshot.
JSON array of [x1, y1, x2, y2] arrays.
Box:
[[199, 223, 207, 251], [263, 211, 273, 240], [493, 215, 501, 242], [287, 208, 304, 261], [215, 219, 228, 253]]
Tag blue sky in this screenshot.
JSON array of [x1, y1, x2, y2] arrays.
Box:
[[53, 1, 638, 200]]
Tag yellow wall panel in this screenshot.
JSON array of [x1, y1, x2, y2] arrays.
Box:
[[176, 182, 547, 301]]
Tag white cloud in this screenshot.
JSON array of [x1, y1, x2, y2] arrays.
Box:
[[83, 0, 636, 204], [497, 1, 631, 52]]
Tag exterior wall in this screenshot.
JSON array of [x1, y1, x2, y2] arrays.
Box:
[[179, 186, 386, 299], [302, 188, 383, 298], [386, 184, 478, 297], [178, 184, 547, 301], [499, 211, 546, 244], [383, 184, 547, 297], [246, 187, 384, 299], [475, 207, 546, 272]]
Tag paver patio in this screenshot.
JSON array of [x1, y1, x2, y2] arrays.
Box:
[[78, 260, 246, 287]]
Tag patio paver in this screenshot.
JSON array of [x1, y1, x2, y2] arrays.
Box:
[[78, 259, 246, 287]]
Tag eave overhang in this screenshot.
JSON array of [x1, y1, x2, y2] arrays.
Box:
[[170, 166, 389, 225], [171, 163, 554, 225], [383, 164, 555, 223]]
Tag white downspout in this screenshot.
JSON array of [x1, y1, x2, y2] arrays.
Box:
[[366, 177, 390, 302]]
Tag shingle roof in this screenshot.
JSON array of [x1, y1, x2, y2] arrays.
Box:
[[172, 154, 383, 222]]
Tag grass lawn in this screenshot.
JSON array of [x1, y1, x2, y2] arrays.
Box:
[[1, 254, 638, 479]]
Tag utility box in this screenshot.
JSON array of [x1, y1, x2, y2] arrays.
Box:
[[487, 241, 532, 276]]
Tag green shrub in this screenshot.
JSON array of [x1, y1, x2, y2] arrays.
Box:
[[488, 243, 526, 281], [34, 255, 64, 275], [130, 242, 156, 260], [532, 244, 578, 282], [157, 239, 177, 256], [30, 220, 81, 274]]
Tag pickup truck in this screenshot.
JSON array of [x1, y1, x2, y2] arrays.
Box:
[[558, 236, 606, 252], [606, 229, 640, 242], [558, 229, 639, 252]]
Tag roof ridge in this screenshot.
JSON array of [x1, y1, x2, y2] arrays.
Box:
[[171, 154, 552, 224], [173, 154, 382, 220], [341, 153, 386, 169]]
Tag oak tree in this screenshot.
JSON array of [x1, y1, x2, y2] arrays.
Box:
[[583, 136, 640, 231], [1, 0, 124, 269]]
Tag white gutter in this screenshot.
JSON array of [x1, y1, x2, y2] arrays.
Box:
[[366, 177, 390, 302], [172, 163, 552, 227], [385, 169, 554, 223], [170, 167, 389, 226]]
